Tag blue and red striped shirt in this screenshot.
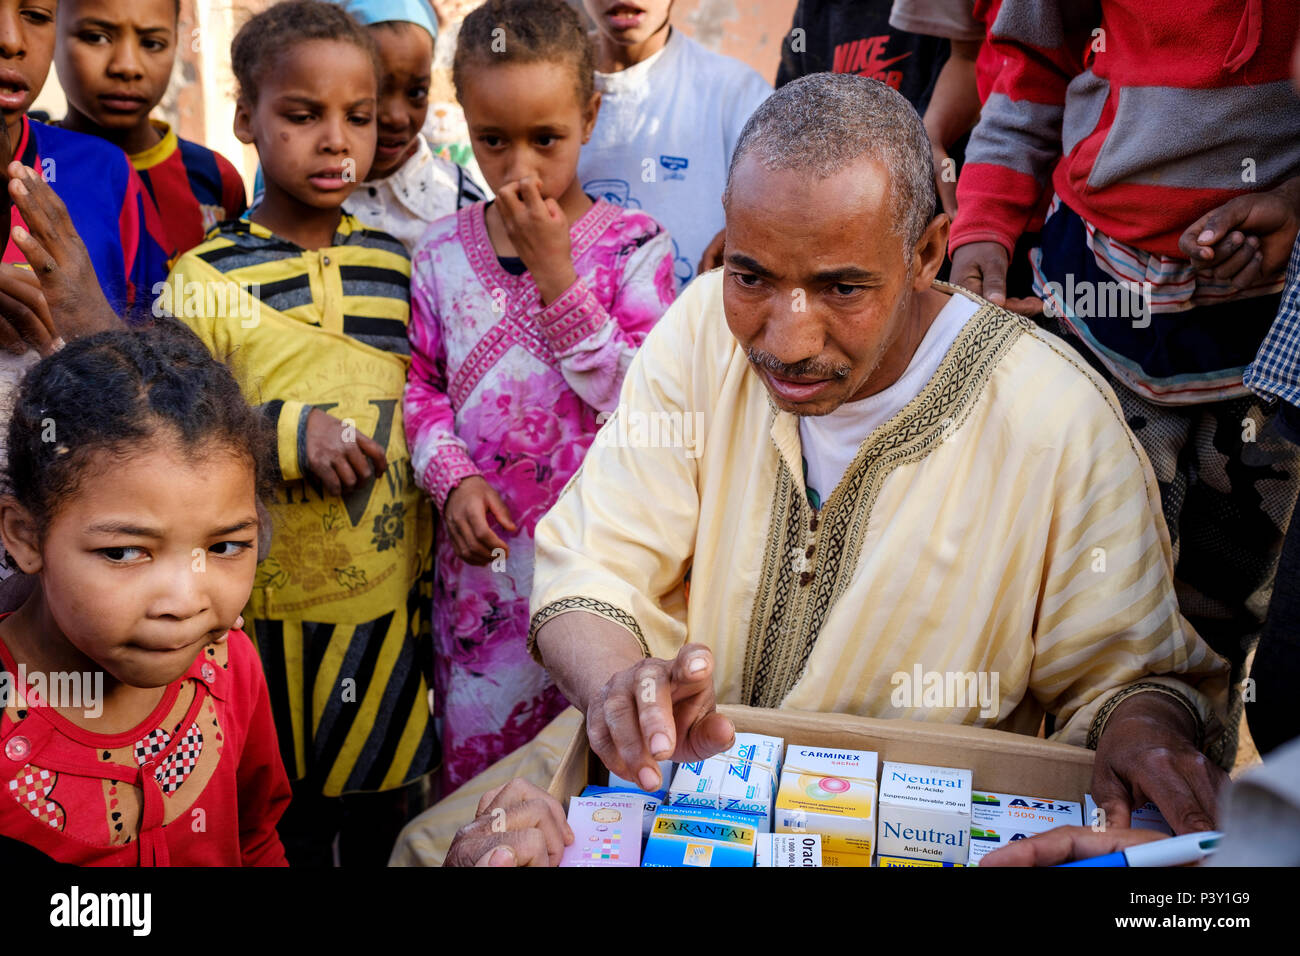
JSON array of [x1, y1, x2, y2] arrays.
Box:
[[131, 120, 247, 259], [2, 115, 171, 315]]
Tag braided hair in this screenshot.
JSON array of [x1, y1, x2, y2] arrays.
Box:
[[5, 319, 275, 536]]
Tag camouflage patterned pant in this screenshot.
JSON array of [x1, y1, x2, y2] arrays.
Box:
[[1044, 318, 1300, 763]]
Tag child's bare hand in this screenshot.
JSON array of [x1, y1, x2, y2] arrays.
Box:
[[496, 176, 576, 303], [0, 264, 56, 355], [7, 162, 119, 340], [1178, 179, 1300, 289], [444, 475, 517, 565], [304, 408, 388, 497]]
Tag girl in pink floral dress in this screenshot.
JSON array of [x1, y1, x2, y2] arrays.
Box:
[[403, 0, 677, 791]]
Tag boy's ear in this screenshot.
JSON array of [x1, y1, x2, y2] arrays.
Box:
[[581, 90, 602, 144], [0, 496, 43, 575], [233, 98, 255, 145]]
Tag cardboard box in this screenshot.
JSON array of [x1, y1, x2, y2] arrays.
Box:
[[972, 791, 1083, 830], [559, 794, 645, 867], [581, 786, 663, 845], [549, 705, 1096, 863], [877, 855, 966, 867], [968, 791, 1083, 864], [878, 762, 973, 864], [668, 732, 783, 829], [642, 805, 760, 867], [756, 833, 822, 867], [774, 745, 878, 859]]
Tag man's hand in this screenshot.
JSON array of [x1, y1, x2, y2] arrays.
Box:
[[978, 824, 1166, 866], [303, 408, 387, 498], [1178, 177, 1300, 290], [949, 240, 1043, 315], [444, 778, 574, 867], [443, 474, 517, 565], [1091, 692, 1228, 834], [7, 162, 118, 340], [496, 176, 576, 304], [697, 228, 725, 275], [0, 265, 55, 355], [586, 643, 735, 792]]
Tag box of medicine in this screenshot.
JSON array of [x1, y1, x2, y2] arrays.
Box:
[[972, 791, 1082, 831], [774, 745, 878, 861], [820, 849, 872, 867], [878, 761, 973, 864], [548, 705, 1097, 857], [1083, 795, 1173, 835], [877, 854, 965, 867], [756, 833, 822, 867], [581, 785, 663, 846], [559, 794, 645, 867], [642, 805, 760, 867], [668, 733, 783, 829]]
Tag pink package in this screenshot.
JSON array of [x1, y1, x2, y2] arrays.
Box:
[[559, 795, 645, 867]]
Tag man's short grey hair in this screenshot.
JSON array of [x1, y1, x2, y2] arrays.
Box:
[[723, 73, 937, 259]]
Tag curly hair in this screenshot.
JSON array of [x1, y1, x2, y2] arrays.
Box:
[[5, 318, 277, 536], [453, 0, 595, 106], [231, 0, 380, 104]]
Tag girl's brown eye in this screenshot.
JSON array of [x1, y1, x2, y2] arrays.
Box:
[[100, 546, 145, 563]]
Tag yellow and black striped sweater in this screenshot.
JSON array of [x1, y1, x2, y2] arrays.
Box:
[[167, 215, 436, 796]]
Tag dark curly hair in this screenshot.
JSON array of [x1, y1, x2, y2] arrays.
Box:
[[453, 0, 595, 106], [231, 0, 380, 104], [4, 319, 277, 537]]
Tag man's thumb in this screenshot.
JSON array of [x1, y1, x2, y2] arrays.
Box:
[[476, 845, 517, 867]]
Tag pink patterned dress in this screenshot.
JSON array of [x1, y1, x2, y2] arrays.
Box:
[[405, 198, 677, 790]]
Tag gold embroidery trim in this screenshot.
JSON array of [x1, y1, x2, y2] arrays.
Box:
[[528, 597, 650, 660]]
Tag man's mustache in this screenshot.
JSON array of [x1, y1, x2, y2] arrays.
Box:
[[745, 346, 851, 381]]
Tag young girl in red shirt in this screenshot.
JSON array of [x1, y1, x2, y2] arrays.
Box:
[[0, 320, 290, 865]]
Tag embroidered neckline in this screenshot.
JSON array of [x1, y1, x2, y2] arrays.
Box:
[[460, 198, 621, 305], [741, 287, 1027, 707]]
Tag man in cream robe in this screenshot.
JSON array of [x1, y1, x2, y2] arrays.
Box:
[[391, 73, 1230, 865], [528, 73, 1229, 839]]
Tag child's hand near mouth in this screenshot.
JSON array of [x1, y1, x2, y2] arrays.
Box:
[[496, 175, 578, 304]]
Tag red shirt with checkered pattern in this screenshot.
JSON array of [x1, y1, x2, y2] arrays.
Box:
[[0, 628, 289, 866]]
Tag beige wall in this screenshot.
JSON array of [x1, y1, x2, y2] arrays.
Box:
[[673, 0, 795, 83], [181, 0, 275, 188]]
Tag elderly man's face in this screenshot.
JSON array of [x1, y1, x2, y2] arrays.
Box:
[[723, 155, 943, 417]]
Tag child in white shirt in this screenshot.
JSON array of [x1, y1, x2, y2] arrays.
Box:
[[577, 1, 770, 286]]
